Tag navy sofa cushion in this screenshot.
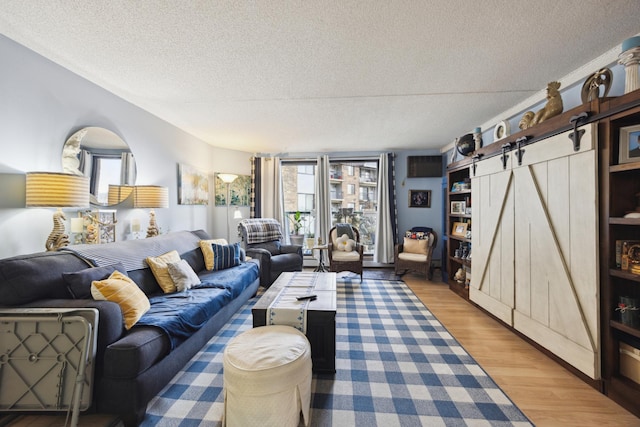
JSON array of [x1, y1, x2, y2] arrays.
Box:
[[271, 253, 305, 274], [103, 326, 170, 379], [0, 251, 91, 306], [63, 263, 128, 299]]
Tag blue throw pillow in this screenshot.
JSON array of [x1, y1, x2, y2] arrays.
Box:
[[62, 263, 128, 299], [212, 242, 241, 270]]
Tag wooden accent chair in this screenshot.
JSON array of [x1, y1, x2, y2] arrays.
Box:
[[327, 224, 364, 282], [394, 227, 438, 280]]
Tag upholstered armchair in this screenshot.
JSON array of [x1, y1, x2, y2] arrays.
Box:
[[394, 227, 437, 280], [239, 218, 303, 287], [328, 224, 364, 282]]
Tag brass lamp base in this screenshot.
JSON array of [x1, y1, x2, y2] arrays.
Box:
[[46, 208, 70, 251], [146, 209, 160, 238]]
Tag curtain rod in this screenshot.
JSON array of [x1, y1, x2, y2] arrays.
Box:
[[278, 154, 386, 162]]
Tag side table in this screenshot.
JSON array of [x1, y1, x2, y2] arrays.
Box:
[[312, 244, 328, 272]]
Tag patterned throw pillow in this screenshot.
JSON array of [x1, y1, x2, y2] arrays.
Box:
[[146, 250, 181, 293], [212, 242, 241, 270], [91, 270, 150, 329], [199, 239, 229, 271], [167, 259, 201, 292]]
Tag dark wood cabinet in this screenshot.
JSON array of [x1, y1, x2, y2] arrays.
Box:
[[442, 90, 640, 416], [599, 90, 640, 418], [446, 162, 472, 299]]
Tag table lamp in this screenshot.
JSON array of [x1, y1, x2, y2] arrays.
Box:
[[133, 185, 169, 237], [26, 172, 89, 251], [107, 184, 134, 205]]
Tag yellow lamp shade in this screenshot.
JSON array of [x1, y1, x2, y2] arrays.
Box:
[[26, 172, 89, 208], [133, 186, 169, 209], [108, 185, 134, 205]]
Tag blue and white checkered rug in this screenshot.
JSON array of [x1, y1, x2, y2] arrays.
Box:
[[141, 278, 533, 426]]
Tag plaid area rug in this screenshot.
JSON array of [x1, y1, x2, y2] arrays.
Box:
[[141, 278, 533, 426]]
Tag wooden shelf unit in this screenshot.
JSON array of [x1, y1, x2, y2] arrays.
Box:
[[599, 90, 640, 418], [446, 161, 472, 299]]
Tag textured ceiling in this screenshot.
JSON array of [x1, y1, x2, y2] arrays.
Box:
[[1, 1, 639, 154]]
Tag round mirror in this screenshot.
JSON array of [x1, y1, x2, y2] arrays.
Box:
[[62, 127, 136, 206]]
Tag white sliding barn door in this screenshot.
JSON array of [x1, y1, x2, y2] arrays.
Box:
[[470, 125, 600, 379], [470, 156, 515, 325], [512, 126, 599, 379]]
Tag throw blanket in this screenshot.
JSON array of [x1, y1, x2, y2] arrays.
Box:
[[240, 218, 283, 244], [62, 231, 202, 271], [336, 223, 354, 240], [136, 285, 231, 350], [135, 263, 259, 349]]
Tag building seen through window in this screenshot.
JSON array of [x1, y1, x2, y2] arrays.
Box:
[[282, 160, 378, 254]]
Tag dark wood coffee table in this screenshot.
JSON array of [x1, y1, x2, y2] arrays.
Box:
[[252, 272, 336, 373]]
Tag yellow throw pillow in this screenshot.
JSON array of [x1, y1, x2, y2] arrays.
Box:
[[199, 239, 228, 271], [146, 250, 181, 293], [403, 237, 428, 255], [91, 270, 150, 330]]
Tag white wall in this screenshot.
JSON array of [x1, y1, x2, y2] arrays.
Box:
[[394, 151, 444, 262], [0, 35, 252, 258]]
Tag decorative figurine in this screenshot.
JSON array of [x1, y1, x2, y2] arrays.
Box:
[[619, 36, 640, 94], [454, 268, 466, 283], [455, 133, 475, 156], [461, 245, 469, 259], [581, 68, 613, 103], [473, 127, 483, 149], [146, 210, 160, 238], [85, 222, 99, 244], [45, 210, 70, 251], [519, 81, 564, 130]]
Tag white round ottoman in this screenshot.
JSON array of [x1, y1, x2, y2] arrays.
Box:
[[223, 325, 312, 427]]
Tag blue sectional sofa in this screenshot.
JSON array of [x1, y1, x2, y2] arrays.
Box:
[[0, 230, 260, 426]]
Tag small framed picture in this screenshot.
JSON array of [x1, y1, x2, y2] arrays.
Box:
[[409, 190, 431, 208], [451, 222, 468, 237], [619, 124, 640, 164], [451, 201, 466, 214]]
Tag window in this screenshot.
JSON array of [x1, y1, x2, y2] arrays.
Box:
[[92, 156, 122, 204], [281, 158, 379, 255]]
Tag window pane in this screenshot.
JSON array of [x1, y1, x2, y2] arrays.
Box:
[[329, 160, 378, 254], [282, 162, 316, 251], [95, 157, 121, 204]]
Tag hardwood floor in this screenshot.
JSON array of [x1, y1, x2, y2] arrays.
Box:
[[402, 272, 640, 427]]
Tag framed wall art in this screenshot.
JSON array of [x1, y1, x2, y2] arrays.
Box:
[[215, 173, 251, 206], [619, 124, 640, 164], [178, 163, 209, 205], [409, 190, 431, 208]]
